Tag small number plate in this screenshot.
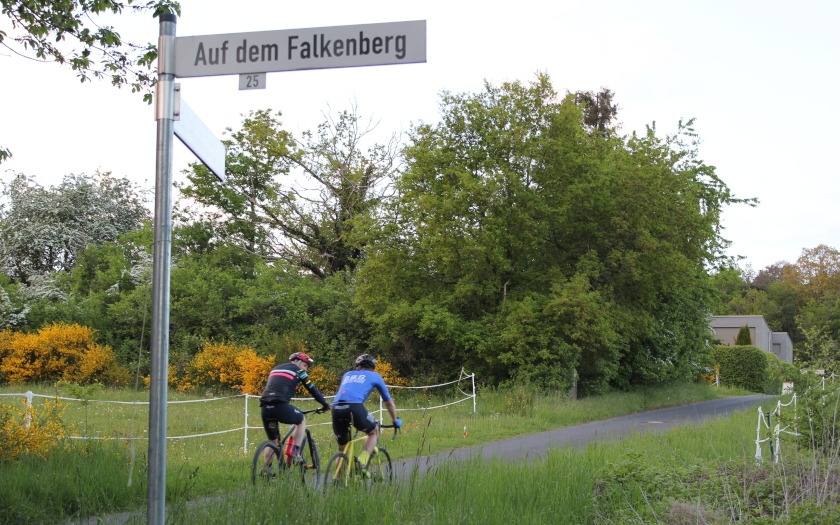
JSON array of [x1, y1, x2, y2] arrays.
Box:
[[239, 73, 267, 90]]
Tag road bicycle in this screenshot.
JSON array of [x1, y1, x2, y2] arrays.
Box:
[[251, 407, 325, 488], [323, 421, 399, 490]]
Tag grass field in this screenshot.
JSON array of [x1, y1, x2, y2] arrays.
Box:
[[4, 382, 828, 524]]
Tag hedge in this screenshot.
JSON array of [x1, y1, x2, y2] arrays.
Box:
[[711, 345, 795, 394]]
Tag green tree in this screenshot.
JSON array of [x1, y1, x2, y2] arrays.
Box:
[[178, 108, 399, 279], [735, 325, 752, 345], [574, 88, 618, 135], [357, 74, 750, 393], [708, 266, 749, 314]]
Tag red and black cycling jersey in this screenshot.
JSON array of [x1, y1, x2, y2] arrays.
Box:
[[259, 362, 328, 407]]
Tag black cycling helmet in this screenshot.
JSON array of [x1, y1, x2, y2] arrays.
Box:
[[354, 354, 376, 369], [289, 352, 314, 365]]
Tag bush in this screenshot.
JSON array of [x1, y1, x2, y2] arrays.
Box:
[[0, 324, 129, 386], [186, 341, 273, 394], [796, 378, 840, 453], [712, 345, 781, 394], [0, 397, 69, 462]]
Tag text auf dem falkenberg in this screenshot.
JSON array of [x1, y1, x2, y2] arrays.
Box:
[[192, 31, 409, 66]]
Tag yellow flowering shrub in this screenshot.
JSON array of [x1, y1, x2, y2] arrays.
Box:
[[186, 341, 273, 394], [0, 324, 128, 385], [143, 363, 183, 390], [699, 364, 720, 385], [236, 350, 274, 395], [0, 397, 70, 462], [303, 365, 340, 396]]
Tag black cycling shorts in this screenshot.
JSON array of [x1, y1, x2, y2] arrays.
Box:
[[331, 403, 376, 446], [261, 401, 303, 441]]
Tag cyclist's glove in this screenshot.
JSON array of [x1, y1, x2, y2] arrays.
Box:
[[320, 404, 331, 412], [394, 417, 402, 428]]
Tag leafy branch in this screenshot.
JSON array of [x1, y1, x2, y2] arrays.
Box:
[[0, 0, 181, 103]]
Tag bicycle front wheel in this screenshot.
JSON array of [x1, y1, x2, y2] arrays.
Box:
[[369, 447, 393, 486], [323, 452, 352, 490], [251, 441, 283, 485], [297, 431, 320, 488]]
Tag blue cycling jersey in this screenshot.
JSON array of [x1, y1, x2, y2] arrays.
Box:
[[333, 369, 392, 404]]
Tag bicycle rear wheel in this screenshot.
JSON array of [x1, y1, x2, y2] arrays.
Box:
[[251, 441, 283, 485], [323, 452, 352, 490], [369, 447, 393, 485]]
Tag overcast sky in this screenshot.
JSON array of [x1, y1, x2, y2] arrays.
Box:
[[2, 0, 838, 272]]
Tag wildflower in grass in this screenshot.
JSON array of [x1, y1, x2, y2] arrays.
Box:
[[0, 397, 70, 461]]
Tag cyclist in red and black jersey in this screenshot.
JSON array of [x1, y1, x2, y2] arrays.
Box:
[[259, 352, 330, 466]]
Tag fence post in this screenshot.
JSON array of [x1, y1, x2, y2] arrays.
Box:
[[243, 394, 249, 455], [755, 407, 764, 462], [24, 390, 34, 428], [471, 373, 477, 413], [766, 411, 774, 461]]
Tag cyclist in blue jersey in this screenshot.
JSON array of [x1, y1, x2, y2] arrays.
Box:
[[331, 353, 402, 469], [259, 352, 330, 470]]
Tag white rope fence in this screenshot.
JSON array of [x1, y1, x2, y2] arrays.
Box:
[[2, 368, 477, 455], [754, 372, 837, 463], [754, 394, 799, 463], [817, 372, 837, 390]]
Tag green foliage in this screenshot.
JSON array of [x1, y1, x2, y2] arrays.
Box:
[[708, 266, 750, 313], [797, 298, 840, 374], [0, 0, 181, 102], [178, 107, 398, 279], [712, 345, 787, 394], [358, 73, 748, 393], [736, 324, 753, 345], [795, 378, 840, 453]]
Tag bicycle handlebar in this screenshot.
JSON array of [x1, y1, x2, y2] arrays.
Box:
[[379, 422, 401, 440]]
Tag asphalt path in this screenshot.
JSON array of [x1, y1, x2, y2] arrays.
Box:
[[393, 394, 771, 477]]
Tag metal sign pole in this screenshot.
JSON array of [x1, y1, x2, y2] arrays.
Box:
[[149, 13, 177, 525]]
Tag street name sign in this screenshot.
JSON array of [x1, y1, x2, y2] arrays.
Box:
[[172, 85, 226, 181], [174, 20, 426, 78]]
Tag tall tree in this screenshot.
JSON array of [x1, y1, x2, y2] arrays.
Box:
[[0, 172, 150, 283], [179, 108, 400, 279], [574, 88, 618, 135], [787, 245, 840, 301], [357, 74, 751, 393]]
